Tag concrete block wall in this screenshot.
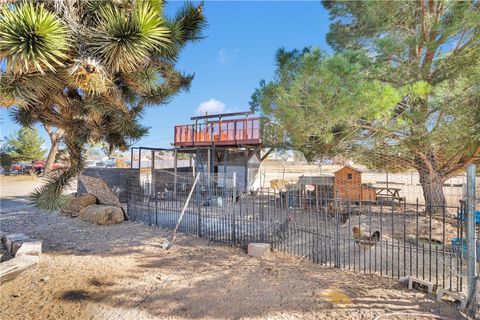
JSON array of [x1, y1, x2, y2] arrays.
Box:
[[78, 168, 138, 203]]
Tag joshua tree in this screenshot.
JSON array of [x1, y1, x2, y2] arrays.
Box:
[[0, 0, 206, 210]]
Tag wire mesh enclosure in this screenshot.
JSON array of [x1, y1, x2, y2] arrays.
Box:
[[127, 169, 476, 294]]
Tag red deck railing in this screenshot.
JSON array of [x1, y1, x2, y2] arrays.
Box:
[[174, 117, 261, 147]]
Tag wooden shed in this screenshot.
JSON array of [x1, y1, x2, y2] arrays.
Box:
[[334, 166, 376, 202]]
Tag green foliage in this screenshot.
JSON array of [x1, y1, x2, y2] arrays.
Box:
[[254, 1, 479, 168], [90, 2, 171, 73], [252, 0, 480, 209], [30, 164, 81, 211], [0, 2, 69, 74], [0, 152, 13, 169], [4, 127, 46, 161], [0, 0, 206, 210]]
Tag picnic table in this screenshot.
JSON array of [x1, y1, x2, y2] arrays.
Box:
[[374, 187, 404, 204]]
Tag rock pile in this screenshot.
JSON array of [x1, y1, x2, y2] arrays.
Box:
[[61, 193, 97, 217], [79, 175, 128, 220], [61, 175, 127, 225]]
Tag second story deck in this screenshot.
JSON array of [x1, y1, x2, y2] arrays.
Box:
[[174, 113, 261, 147]]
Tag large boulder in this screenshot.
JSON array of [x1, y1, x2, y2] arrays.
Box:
[[79, 205, 124, 225], [79, 175, 121, 207], [61, 194, 97, 217], [79, 175, 128, 220]]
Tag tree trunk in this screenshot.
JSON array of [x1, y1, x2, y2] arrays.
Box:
[[417, 168, 447, 215], [44, 125, 64, 174], [45, 136, 59, 173]]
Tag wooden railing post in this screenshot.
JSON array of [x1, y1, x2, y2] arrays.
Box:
[[234, 121, 237, 144]]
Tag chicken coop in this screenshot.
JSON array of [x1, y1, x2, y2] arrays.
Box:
[[333, 166, 377, 202], [291, 165, 378, 209], [297, 175, 335, 208]]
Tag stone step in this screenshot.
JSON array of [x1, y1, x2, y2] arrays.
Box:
[[15, 240, 42, 257]]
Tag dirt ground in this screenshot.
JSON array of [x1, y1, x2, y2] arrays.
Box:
[[0, 176, 467, 320]]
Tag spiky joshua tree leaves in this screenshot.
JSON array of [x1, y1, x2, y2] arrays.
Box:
[[0, 0, 206, 211]]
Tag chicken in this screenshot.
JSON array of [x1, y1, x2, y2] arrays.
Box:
[[352, 226, 380, 246], [275, 216, 292, 240]]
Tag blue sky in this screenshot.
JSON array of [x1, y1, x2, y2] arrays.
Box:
[[0, 1, 332, 150]]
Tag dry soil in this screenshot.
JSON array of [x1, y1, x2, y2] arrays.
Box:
[[0, 176, 466, 320]]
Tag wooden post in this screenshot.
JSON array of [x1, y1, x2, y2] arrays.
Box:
[[244, 148, 248, 192], [207, 148, 210, 173], [192, 149, 197, 179], [138, 148, 141, 170], [223, 149, 228, 196], [211, 146, 215, 175], [130, 148, 134, 169]]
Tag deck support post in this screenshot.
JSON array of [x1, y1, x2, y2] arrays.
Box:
[[150, 149, 155, 195], [223, 149, 228, 198], [173, 149, 178, 197], [244, 148, 248, 192]]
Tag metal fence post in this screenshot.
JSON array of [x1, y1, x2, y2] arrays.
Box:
[[466, 164, 477, 314], [232, 173, 237, 243]]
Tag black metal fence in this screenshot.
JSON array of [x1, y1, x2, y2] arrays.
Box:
[[127, 170, 471, 293]]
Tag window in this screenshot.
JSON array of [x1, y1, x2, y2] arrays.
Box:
[[347, 173, 353, 180]]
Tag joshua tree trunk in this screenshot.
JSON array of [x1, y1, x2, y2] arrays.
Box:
[[44, 125, 64, 173], [45, 136, 59, 172]]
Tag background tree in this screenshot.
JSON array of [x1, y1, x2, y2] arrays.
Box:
[[0, 0, 206, 210], [3, 127, 46, 162], [0, 152, 13, 169], [251, 1, 480, 213]]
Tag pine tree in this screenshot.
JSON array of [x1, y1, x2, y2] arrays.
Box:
[[252, 1, 480, 213], [4, 127, 46, 162]]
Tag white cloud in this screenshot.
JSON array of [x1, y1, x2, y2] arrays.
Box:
[[217, 48, 228, 63], [197, 98, 226, 115], [217, 48, 240, 63]]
